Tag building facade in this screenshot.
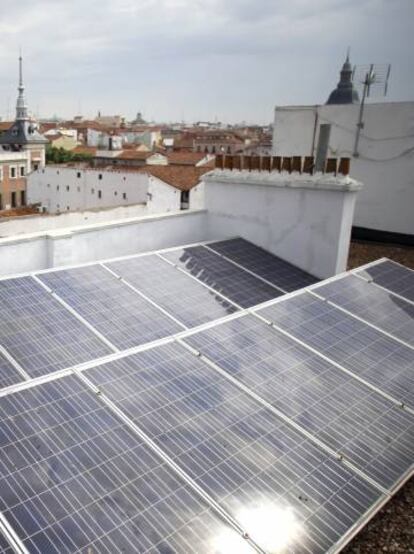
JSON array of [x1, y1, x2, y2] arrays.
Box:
[[0, 151, 29, 210]]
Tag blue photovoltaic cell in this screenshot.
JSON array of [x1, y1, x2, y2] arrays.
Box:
[[315, 274, 414, 345], [0, 529, 13, 554], [185, 315, 414, 490], [208, 237, 318, 292], [0, 277, 111, 379], [0, 375, 254, 554], [162, 246, 282, 307], [358, 259, 414, 302], [38, 265, 182, 350], [0, 353, 23, 391], [259, 293, 414, 409], [107, 255, 238, 328], [87, 343, 382, 554]]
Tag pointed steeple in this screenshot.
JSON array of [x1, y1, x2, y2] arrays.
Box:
[[326, 51, 360, 105], [16, 53, 29, 121]]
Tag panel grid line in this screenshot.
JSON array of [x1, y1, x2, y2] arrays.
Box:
[[0, 346, 30, 382], [308, 290, 414, 351], [68, 365, 267, 554], [31, 275, 119, 354], [250, 307, 412, 414], [100, 263, 188, 331], [177, 338, 389, 496], [353, 270, 414, 307], [0, 512, 29, 554], [203, 244, 288, 294]]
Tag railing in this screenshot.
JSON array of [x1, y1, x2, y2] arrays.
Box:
[[215, 155, 350, 176]]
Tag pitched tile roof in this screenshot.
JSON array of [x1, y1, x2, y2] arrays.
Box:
[[136, 165, 212, 191], [167, 151, 212, 165]]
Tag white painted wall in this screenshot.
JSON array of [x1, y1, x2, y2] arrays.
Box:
[[203, 170, 361, 278], [0, 210, 207, 276], [147, 177, 180, 213], [273, 101, 414, 236], [0, 204, 147, 238], [28, 167, 148, 213]]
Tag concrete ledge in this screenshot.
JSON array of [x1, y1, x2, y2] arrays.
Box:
[[204, 169, 363, 192]]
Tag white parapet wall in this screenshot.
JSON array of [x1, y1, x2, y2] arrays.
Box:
[[0, 210, 207, 277], [203, 169, 362, 279]]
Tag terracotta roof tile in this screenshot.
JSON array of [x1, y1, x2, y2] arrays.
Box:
[[136, 165, 212, 191]]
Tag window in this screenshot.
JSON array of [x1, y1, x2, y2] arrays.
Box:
[[0, 194, 2, 210], [20, 166, 25, 177], [0, 167, 3, 181], [57, 185, 60, 191], [67, 206, 70, 211], [77, 172, 81, 178], [114, 191, 118, 196], [98, 174, 102, 180], [91, 188, 95, 194], [180, 190, 190, 210], [10, 166, 16, 179], [11, 191, 16, 208], [122, 193, 127, 200], [66, 185, 70, 191], [47, 183, 50, 188], [20, 190, 26, 206], [98, 190, 102, 199], [77, 186, 81, 192]]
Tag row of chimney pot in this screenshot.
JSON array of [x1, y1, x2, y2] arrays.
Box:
[[215, 155, 351, 176]]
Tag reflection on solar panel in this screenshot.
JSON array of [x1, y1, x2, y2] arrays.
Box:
[[185, 315, 414, 490], [38, 265, 182, 350], [87, 343, 382, 554], [208, 238, 318, 292], [0, 353, 22, 391], [0, 277, 111, 378], [315, 274, 414, 344], [259, 292, 414, 408], [162, 246, 282, 307], [0, 375, 253, 554], [106, 255, 237, 328], [358, 259, 414, 302], [0, 241, 413, 554]]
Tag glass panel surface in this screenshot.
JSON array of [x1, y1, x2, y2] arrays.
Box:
[[39, 265, 181, 350], [358, 260, 414, 302], [163, 246, 281, 307], [186, 314, 414, 490], [0, 353, 22, 391], [0, 277, 111, 378], [0, 375, 252, 554], [87, 343, 381, 554], [208, 238, 318, 292], [107, 255, 237, 328], [259, 293, 414, 409]]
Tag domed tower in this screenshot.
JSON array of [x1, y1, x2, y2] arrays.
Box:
[[326, 52, 360, 105], [0, 55, 48, 171]]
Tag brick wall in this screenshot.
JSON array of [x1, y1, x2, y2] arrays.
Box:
[[0, 161, 27, 210]]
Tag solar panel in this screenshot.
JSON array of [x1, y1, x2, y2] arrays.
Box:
[[208, 238, 318, 292], [0, 277, 111, 379], [87, 342, 382, 554], [106, 255, 238, 328], [38, 265, 182, 350], [315, 274, 414, 344], [185, 314, 414, 490], [162, 246, 282, 307], [0, 530, 13, 554], [0, 375, 254, 554], [259, 292, 414, 409], [0, 353, 23, 391], [357, 259, 414, 302]]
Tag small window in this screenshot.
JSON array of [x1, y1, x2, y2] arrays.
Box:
[[91, 188, 95, 194], [20, 190, 26, 206], [67, 206, 70, 211], [47, 183, 50, 188], [114, 191, 118, 196], [10, 167, 16, 178], [122, 193, 127, 200], [66, 185, 70, 191], [57, 185, 60, 191], [11, 191, 16, 208], [20, 166, 25, 177], [98, 190, 102, 199], [77, 172, 81, 178], [77, 186, 81, 192], [98, 174, 102, 180]]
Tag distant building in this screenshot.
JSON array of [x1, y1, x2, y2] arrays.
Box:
[[0, 150, 29, 210], [0, 55, 47, 172], [327, 53, 360, 105]]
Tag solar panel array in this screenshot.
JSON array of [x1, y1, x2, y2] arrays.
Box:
[[0, 245, 412, 554]]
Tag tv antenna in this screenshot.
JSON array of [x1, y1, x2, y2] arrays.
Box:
[[352, 63, 391, 157]]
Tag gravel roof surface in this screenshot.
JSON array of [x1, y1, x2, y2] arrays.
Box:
[[343, 241, 414, 553]]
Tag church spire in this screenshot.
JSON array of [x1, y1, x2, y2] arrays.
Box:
[[16, 52, 29, 121], [326, 51, 360, 105]]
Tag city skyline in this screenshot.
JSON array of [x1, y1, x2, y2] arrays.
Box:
[[0, 0, 413, 123]]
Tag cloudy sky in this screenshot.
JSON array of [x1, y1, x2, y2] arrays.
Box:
[[0, 0, 412, 123]]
